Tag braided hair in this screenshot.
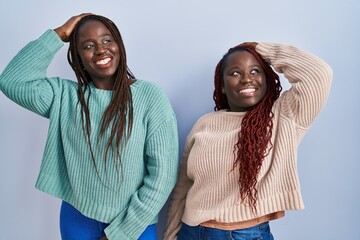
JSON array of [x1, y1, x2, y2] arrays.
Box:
[[67, 15, 135, 183], [213, 44, 282, 211]]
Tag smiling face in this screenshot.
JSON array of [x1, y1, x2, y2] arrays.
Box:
[[76, 20, 120, 90], [222, 50, 267, 112]]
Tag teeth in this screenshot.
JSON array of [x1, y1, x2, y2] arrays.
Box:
[[96, 58, 111, 65], [239, 88, 255, 93]]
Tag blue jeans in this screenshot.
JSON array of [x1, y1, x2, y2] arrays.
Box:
[[178, 221, 274, 240], [60, 201, 157, 240]]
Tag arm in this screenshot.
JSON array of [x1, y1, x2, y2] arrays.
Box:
[[0, 13, 91, 118], [163, 149, 193, 240], [163, 121, 200, 240], [256, 43, 333, 127], [0, 30, 63, 117], [105, 116, 179, 240]]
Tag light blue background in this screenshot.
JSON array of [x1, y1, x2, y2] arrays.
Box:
[[0, 1, 359, 239]]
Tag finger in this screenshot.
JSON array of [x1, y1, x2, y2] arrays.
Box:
[[58, 13, 94, 42]]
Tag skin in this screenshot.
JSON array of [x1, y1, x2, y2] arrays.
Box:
[[54, 13, 109, 240], [222, 50, 267, 112], [54, 13, 121, 90], [54, 13, 92, 42], [76, 20, 120, 90]]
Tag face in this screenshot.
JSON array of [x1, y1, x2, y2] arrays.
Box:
[[222, 50, 267, 112], [76, 20, 120, 90]]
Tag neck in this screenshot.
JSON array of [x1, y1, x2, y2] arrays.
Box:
[[92, 79, 114, 90]]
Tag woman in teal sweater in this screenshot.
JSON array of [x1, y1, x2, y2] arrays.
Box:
[[0, 13, 179, 240]]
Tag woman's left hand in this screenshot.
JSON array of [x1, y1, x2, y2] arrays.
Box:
[[99, 236, 108, 240]]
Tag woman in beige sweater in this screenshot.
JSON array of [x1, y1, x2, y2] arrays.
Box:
[[164, 42, 332, 239]]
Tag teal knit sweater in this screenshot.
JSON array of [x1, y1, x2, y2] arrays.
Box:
[[0, 30, 179, 240]]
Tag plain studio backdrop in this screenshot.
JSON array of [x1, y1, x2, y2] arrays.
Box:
[[0, 1, 359, 239]]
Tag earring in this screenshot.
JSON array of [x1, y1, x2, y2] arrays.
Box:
[[221, 88, 225, 94]]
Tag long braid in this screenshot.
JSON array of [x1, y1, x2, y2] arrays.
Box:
[[213, 44, 282, 211], [213, 60, 229, 110], [67, 15, 135, 186]]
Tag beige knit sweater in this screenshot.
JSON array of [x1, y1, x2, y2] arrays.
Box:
[[164, 43, 333, 239]]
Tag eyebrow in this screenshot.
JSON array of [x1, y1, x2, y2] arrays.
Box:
[[250, 64, 261, 67], [79, 33, 113, 42]]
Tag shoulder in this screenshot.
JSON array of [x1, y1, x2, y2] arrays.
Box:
[[132, 79, 171, 105], [132, 79, 175, 117], [132, 79, 167, 96], [190, 111, 218, 130], [39, 77, 77, 93], [197, 111, 218, 121], [54, 78, 78, 90], [196, 110, 232, 122], [45, 78, 81, 101]]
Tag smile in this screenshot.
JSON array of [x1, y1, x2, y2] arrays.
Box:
[[96, 57, 111, 65], [239, 88, 256, 94]]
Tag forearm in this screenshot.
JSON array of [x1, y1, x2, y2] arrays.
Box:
[[0, 30, 63, 117], [164, 149, 194, 239], [256, 43, 333, 126], [0, 30, 63, 88], [105, 118, 179, 240], [163, 197, 186, 240]]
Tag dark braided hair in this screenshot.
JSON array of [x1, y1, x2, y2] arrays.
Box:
[[67, 15, 135, 183], [213, 44, 282, 211]]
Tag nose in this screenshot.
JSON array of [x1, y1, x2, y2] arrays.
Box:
[[95, 44, 107, 55], [240, 73, 253, 84]]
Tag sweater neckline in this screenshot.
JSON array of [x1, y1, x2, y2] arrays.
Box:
[[217, 109, 247, 117]]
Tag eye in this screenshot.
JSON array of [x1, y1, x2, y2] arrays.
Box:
[[83, 43, 94, 50], [103, 38, 112, 44], [230, 71, 241, 77], [250, 68, 260, 75]]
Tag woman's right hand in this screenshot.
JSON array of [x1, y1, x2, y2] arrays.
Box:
[[53, 13, 93, 42], [239, 42, 258, 49]]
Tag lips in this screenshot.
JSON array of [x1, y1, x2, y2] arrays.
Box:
[[95, 57, 111, 65], [238, 86, 257, 95], [239, 87, 256, 94]]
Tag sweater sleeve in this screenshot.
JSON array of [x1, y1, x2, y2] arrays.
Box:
[[0, 29, 64, 118], [255, 43, 333, 127], [105, 93, 179, 240], [163, 123, 198, 240]]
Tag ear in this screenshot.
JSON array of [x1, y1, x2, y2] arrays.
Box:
[[221, 87, 225, 94]]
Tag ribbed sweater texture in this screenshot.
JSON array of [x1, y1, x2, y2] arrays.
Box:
[[0, 30, 179, 240], [164, 43, 333, 239]]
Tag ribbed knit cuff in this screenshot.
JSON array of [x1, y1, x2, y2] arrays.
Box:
[[40, 29, 64, 54]]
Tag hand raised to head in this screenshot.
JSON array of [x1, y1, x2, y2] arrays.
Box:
[[54, 13, 93, 42]]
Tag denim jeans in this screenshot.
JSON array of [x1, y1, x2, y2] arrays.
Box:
[[60, 201, 157, 240], [178, 221, 274, 240]]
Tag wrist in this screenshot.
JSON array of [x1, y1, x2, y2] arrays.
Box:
[[53, 28, 66, 42]]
